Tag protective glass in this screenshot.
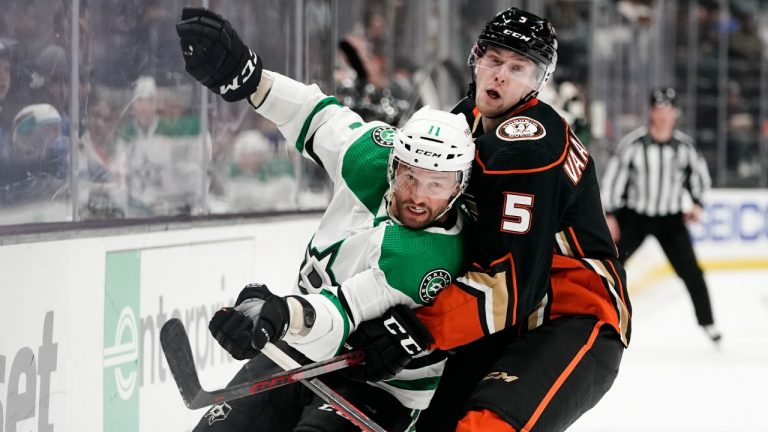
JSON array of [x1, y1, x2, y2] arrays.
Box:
[[391, 159, 461, 200], [12, 124, 62, 164]]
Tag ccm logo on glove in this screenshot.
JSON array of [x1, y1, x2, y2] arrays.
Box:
[[219, 50, 259, 96], [383, 315, 423, 355]]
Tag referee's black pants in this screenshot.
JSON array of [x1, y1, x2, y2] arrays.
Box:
[[614, 208, 715, 325]]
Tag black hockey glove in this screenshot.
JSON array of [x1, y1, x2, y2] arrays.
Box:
[[343, 304, 434, 382], [175, 7, 262, 102], [209, 283, 290, 360]]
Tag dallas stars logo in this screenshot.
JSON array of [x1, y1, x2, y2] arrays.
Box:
[[419, 269, 451, 302], [372, 126, 396, 147], [205, 402, 232, 425], [298, 241, 342, 293]]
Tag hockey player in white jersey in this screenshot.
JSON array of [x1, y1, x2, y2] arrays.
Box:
[[176, 8, 474, 431]]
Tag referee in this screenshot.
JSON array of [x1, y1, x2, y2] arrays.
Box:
[[601, 87, 721, 344]]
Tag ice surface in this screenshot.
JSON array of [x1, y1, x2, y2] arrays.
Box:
[[570, 270, 768, 432]]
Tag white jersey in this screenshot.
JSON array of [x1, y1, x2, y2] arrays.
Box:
[[254, 72, 465, 409]]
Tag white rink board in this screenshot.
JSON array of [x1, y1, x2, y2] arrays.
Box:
[[0, 216, 319, 432], [624, 189, 768, 292]]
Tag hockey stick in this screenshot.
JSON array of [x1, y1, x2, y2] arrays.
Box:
[[159, 318, 364, 409], [260, 343, 386, 432]]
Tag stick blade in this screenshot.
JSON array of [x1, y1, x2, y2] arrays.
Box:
[[160, 318, 206, 409]]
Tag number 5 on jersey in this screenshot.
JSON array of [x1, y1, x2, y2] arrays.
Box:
[[501, 193, 534, 233]]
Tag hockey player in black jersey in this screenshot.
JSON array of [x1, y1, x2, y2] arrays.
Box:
[[352, 8, 632, 432]]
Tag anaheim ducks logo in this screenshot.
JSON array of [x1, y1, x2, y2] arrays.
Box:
[[372, 126, 396, 147], [496, 116, 546, 142], [419, 269, 451, 302]]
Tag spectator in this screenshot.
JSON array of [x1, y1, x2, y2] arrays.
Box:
[[0, 103, 68, 207], [0, 38, 17, 155], [116, 75, 210, 217], [215, 129, 297, 212], [77, 88, 125, 219]]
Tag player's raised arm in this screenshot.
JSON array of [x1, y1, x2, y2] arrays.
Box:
[[177, 7, 377, 185], [176, 7, 262, 102]]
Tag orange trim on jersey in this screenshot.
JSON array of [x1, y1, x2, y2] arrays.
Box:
[[550, 255, 630, 346], [511, 98, 540, 116], [472, 98, 570, 174], [473, 253, 519, 327], [567, 226, 585, 257], [416, 282, 486, 350], [476, 150, 567, 175], [494, 254, 518, 326], [457, 409, 517, 432], [476, 109, 568, 174], [606, 259, 628, 308], [418, 253, 520, 350], [473, 252, 516, 272], [551, 254, 587, 270], [521, 321, 605, 431]]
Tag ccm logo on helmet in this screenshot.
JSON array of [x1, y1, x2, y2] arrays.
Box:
[[501, 29, 532, 42], [415, 149, 441, 157]]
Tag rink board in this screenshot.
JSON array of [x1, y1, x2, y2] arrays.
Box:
[[0, 216, 319, 431], [1, 189, 767, 431], [625, 189, 768, 291]]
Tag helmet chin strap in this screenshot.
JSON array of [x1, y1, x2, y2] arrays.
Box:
[[384, 190, 403, 226]]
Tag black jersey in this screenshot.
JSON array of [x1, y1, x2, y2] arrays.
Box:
[[416, 97, 632, 349]]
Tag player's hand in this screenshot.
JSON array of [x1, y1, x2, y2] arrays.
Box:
[[684, 204, 703, 224], [209, 283, 290, 360], [342, 305, 434, 382], [175, 7, 262, 102]]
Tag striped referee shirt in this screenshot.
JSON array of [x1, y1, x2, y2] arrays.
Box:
[[601, 127, 711, 216]]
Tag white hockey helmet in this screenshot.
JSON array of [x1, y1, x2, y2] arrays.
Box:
[[388, 106, 475, 213], [11, 103, 62, 160], [12, 103, 62, 138]]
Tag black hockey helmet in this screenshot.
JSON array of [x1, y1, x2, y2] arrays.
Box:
[[469, 8, 558, 94], [650, 87, 677, 107]]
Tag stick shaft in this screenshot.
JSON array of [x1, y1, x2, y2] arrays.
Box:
[[261, 343, 387, 432], [160, 318, 365, 410]]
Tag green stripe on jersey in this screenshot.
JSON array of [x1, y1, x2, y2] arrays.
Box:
[[320, 290, 351, 354], [295, 96, 343, 152], [341, 130, 391, 213], [384, 375, 441, 391], [379, 225, 464, 305]]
